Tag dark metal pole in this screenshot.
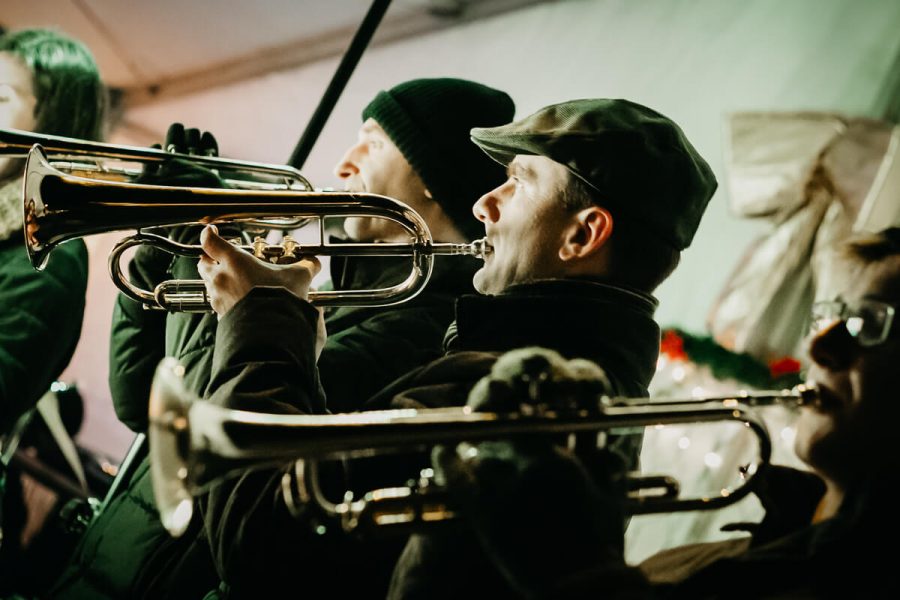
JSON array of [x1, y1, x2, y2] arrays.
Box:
[[288, 0, 393, 169]]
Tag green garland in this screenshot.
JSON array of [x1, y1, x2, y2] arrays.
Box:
[[660, 328, 802, 389]]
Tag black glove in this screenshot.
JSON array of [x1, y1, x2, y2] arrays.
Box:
[[137, 122, 226, 190], [129, 123, 229, 284], [432, 347, 629, 596]]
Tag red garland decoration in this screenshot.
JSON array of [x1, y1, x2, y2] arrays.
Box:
[[768, 356, 802, 379], [660, 330, 688, 361], [659, 328, 803, 388]]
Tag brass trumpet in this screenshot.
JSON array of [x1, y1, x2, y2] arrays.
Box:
[[23, 145, 489, 310], [148, 357, 816, 537]]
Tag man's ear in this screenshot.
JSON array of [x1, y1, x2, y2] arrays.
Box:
[[559, 206, 614, 261]]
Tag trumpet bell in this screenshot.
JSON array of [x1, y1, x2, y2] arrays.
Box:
[[148, 358, 194, 537]]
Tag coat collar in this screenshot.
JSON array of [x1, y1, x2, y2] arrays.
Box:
[[444, 278, 661, 392]]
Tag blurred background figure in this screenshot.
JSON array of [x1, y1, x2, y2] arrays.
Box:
[[0, 27, 106, 597]]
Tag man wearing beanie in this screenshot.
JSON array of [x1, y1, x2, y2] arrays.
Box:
[[321, 77, 516, 413], [342, 77, 512, 244], [48, 79, 514, 600], [193, 97, 716, 598]]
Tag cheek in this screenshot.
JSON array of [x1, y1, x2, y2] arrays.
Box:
[[855, 361, 893, 396], [0, 93, 35, 131], [851, 366, 899, 434], [794, 409, 835, 456], [522, 217, 565, 264]]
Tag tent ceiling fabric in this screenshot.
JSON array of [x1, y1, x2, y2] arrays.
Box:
[[1, 0, 545, 104]]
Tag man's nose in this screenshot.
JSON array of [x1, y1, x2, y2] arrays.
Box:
[[334, 144, 362, 179], [473, 187, 503, 223], [808, 320, 858, 371]]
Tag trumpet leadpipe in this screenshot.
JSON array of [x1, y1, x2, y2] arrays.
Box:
[[2, 127, 312, 190]]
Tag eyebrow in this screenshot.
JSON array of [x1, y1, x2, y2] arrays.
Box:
[[508, 161, 536, 180]]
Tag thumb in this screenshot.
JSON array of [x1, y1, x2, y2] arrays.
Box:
[[200, 224, 233, 261]]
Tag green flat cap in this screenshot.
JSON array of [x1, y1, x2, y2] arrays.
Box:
[[471, 98, 717, 250]]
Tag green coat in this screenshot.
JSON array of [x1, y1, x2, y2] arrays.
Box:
[[0, 237, 87, 432], [49, 246, 479, 600], [0, 236, 87, 591]]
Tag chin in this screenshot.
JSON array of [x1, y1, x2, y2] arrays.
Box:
[[472, 268, 496, 295], [796, 418, 863, 486]]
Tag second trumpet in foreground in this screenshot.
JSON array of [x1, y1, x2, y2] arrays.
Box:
[[148, 357, 815, 537]]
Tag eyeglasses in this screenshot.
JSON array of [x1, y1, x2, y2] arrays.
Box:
[[809, 298, 897, 347]]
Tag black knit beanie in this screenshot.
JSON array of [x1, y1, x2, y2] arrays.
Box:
[[362, 78, 515, 240]]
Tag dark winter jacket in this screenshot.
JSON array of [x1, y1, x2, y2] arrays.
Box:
[[318, 251, 480, 413], [198, 278, 661, 599], [48, 246, 478, 600], [46, 237, 219, 600], [419, 460, 897, 600], [645, 470, 897, 599]]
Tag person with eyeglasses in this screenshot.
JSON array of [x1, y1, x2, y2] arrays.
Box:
[[809, 297, 895, 349], [385, 227, 900, 599]]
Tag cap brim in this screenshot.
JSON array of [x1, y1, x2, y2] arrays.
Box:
[[474, 134, 548, 167]]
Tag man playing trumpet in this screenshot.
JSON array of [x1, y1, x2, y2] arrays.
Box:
[[193, 98, 717, 598]]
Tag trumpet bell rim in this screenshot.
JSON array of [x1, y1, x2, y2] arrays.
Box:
[[23, 144, 52, 270], [148, 358, 195, 537]]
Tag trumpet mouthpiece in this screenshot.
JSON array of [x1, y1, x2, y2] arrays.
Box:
[[471, 238, 493, 259]]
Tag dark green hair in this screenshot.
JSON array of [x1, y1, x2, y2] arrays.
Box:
[[0, 28, 105, 140]]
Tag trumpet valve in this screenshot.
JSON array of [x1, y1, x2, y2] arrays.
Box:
[[251, 235, 302, 264], [251, 236, 268, 259], [280, 236, 300, 262]]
